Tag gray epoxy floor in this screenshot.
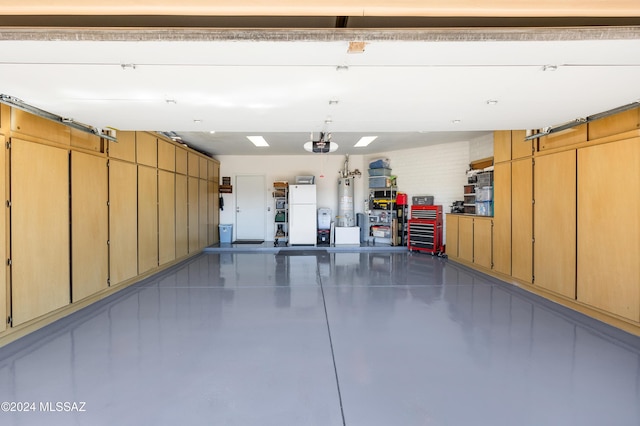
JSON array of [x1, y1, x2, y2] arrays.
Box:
[[1, 251, 639, 426]]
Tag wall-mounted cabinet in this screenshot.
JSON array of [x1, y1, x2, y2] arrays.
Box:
[[577, 138, 640, 321], [158, 139, 176, 172], [511, 158, 533, 284], [492, 162, 511, 275], [11, 109, 70, 146], [136, 132, 158, 168], [10, 139, 70, 326], [158, 170, 176, 265], [176, 147, 188, 175], [538, 124, 587, 152], [108, 131, 136, 162], [71, 151, 108, 302], [138, 165, 159, 274], [175, 174, 189, 258], [0, 133, 5, 333], [188, 177, 200, 252], [534, 150, 576, 298], [109, 160, 138, 286], [188, 152, 199, 177], [199, 178, 208, 249]]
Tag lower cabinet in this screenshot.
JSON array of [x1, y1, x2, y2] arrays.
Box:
[[577, 138, 640, 322], [447, 214, 493, 269], [11, 139, 70, 326]]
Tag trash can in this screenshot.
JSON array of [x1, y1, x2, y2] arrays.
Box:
[[219, 224, 233, 243]]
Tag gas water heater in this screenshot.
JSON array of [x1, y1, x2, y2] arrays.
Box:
[[336, 155, 361, 227]]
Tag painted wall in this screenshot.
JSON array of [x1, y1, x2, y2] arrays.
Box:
[[216, 154, 365, 241]]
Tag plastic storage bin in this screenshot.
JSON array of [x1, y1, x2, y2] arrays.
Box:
[[368, 168, 392, 176], [476, 186, 493, 201], [219, 224, 233, 243], [369, 176, 392, 188]]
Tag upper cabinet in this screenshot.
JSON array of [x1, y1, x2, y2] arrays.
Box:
[[188, 152, 199, 177], [588, 107, 640, 141], [158, 138, 176, 172], [11, 108, 70, 146], [538, 124, 587, 152], [176, 147, 188, 175], [494, 130, 533, 162], [136, 132, 158, 167], [109, 131, 136, 162]]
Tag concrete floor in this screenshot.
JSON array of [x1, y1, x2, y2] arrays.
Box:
[[1, 249, 639, 425]]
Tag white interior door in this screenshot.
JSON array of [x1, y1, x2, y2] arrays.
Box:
[[235, 175, 266, 241]]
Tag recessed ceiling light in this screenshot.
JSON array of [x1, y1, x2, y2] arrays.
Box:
[[542, 64, 558, 71], [486, 99, 498, 105], [325, 117, 333, 124], [452, 119, 462, 124], [329, 99, 339, 105], [193, 119, 202, 124], [354, 136, 378, 147], [336, 65, 349, 72], [165, 99, 177, 104], [209, 130, 216, 134], [247, 136, 269, 147]]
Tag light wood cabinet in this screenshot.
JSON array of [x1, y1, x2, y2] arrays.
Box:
[[175, 174, 189, 258], [493, 130, 512, 163], [199, 157, 208, 180], [588, 107, 640, 141], [538, 124, 587, 151], [511, 130, 532, 160], [71, 151, 108, 302], [109, 160, 138, 285], [534, 150, 576, 298], [11, 109, 70, 146], [188, 152, 199, 177], [71, 128, 103, 153], [458, 216, 474, 263], [199, 179, 208, 249], [577, 138, 640, 321], [176, 147, 188, 175], [136, 132, 157, 167], [138, 165, 158, 274], [445, 214, 459, 258], [11, 139, 70, 326], [0, 134, 5, 333], [108, 131, 136, 162], [492, 162, 511, 275], [158, 170, 176, 265], [188, 177, 200, 252], [0, 104, 9, 132], [158, 139, 176, 172], [473, 217, 492, 269], [511, 158, 533, 283]]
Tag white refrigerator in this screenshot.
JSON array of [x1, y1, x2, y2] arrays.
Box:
[[288, 184, 317, 245]]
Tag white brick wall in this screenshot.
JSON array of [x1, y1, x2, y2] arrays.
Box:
[[469, 133, 494, 163]]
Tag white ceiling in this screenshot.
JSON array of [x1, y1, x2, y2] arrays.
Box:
[[1, 27, 639, 156]]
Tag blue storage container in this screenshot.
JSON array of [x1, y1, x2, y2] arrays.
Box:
[[219, 224, 233, 243]]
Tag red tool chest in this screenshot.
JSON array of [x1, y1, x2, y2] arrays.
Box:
[[408, 205, 443, 255]]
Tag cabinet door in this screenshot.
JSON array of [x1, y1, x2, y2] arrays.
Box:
[[511, 130, 532, 159], [136, 132, 157, 167], [138, 165, 158, 274], [492, 162, 511, 275], [0, 134, 5, 332], [493, 130, 512, 163], [11, 139, 70, 326], [175, 174, 189, 258], [473, 218, 492, 269], [108, 131, 136, 162], [534, 150, 576, 298], [71, 152, 108, 302], [458, 217, 474, 263], [208, 181, 218, 245], [199, 179, 208, 249], [109, 160, 138, 285], [158, 170, 176, 265], [158, 139, 176, 172], [188, 177, 200, 252], [445, 214, 459, 258], [511, 158, 533, 283], [577, 138, 640, 321]]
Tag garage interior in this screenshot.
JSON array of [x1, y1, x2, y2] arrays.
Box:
[[1, 2, 640, 425]]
